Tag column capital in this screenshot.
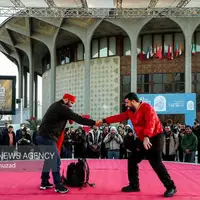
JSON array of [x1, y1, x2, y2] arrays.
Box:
[[170, 17, 200, 37]]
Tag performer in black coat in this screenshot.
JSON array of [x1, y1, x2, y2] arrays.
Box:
[[36, 93, 99, 194]]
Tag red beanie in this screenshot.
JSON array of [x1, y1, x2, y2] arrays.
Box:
[[63, 93, 76, 103]]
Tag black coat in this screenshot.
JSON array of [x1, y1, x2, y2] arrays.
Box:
[[1, 130, 16, 146], [38, 99, 95, 141]]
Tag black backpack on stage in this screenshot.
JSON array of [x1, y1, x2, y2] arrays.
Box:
[[62, 158, 95, 188]]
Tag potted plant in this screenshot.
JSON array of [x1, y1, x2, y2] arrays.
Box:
[[24, 117, 41, 134]]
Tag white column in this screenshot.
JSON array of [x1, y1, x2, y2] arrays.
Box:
[[185, 34, 192, 93], [50, 46, 56, 104], [130, 36, 138, 92], [84, 42, 90, 114], [29, 44, 34, 117]]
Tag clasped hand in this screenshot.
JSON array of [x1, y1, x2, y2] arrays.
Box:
[[95, 119, 104, 126]]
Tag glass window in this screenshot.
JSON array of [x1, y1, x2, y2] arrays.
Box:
[[143, 74, 150, 83], [122, 75, 131, 97], [100, 37, 108, 57], [122, 75, 131, 85], [153, 84, 163, 93], [137, 84, 143, 93], [123, 37, 131, 56], [180, 73, 185, 82], [137, 75, 142, 83], [175, 83, 184, 92], [163, 74, 173, 83], [122, 85, 130, 94], [192, 72, 195, 82], [174, 73, 184, 82], [192, 83, 195, 93], [197, 73, 200, 81], [109, 37, 116, 56], [137, 74, 150, 84], [153, 74, 162, 83], [196, 83, 200, 93], [92, 39, 98, 58], [77, 43, 84, 60], [144, 84, 150, 93], [163, 83, 173, 92]]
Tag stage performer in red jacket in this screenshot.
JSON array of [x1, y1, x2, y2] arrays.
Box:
[[100, 92, 177, 198], [36, 93, 99, 194]]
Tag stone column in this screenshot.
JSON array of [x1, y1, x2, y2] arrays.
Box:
[[84, 41, 90, 114], [50, 46, 56, 104], [29, 45, 34, 117], [24, 70, 28, 108], [18, 59, 23, 100], [130, 36, 138, 93], [34, 73, 38, 118], [184, 32, 192, 93]]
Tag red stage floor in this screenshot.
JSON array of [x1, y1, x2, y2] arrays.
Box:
[[0, 159, 200, 200]]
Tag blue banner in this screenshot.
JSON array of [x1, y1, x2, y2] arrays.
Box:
[[128, 93, 196, 127]]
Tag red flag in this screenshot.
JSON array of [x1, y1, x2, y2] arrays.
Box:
[[157, 46, 162, 60], [155, 44, 159, 58], [139, 51, 145, 60], [57, 130, 64, 153]]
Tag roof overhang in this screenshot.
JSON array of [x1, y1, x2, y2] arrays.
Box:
[[0, 0, 200, 18]]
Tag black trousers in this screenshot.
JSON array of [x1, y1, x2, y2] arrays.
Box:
[[197, 142, 200, 163], [128, 133, 175, 190]]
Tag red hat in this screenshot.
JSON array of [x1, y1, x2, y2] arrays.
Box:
[[63, 93, 76, 103]]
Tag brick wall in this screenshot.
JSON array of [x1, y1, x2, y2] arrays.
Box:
[[121, 53, 200, 76]]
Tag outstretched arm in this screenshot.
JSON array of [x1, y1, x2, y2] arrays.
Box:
[[61, 105, 96, 126], [103, 111, 129, 125]]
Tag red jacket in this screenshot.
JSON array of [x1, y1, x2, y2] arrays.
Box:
[[104, 102, 163, 141]]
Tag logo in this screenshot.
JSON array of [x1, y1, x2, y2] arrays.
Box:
[[154, 95, 167, 112], [187, 100, 194, 111]]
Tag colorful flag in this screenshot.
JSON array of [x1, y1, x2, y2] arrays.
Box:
[[179, 44, 182, 55], [150, 47, 154, 58], [192, 43, 196, 55], [175, 44, 179, 57], [146, 46, 150, 59], [163, 45, 167, 57], [155, 44, 159, 58], [157, 46, 162, 60], [171, 46, 174, 60]]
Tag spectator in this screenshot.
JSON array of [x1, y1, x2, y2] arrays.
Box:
[[104, 126, 123, 159], [181, 125, 198, 163], [16, 123, 24, 143], [87, 126, 102, 158], [163, 126, 179, 161]]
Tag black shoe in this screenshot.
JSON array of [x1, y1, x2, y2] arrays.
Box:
[[55, 183, 69, 194], [121, 185, 140, 192], [164, 188, 177, 197], [40, 180, 54, 190]]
